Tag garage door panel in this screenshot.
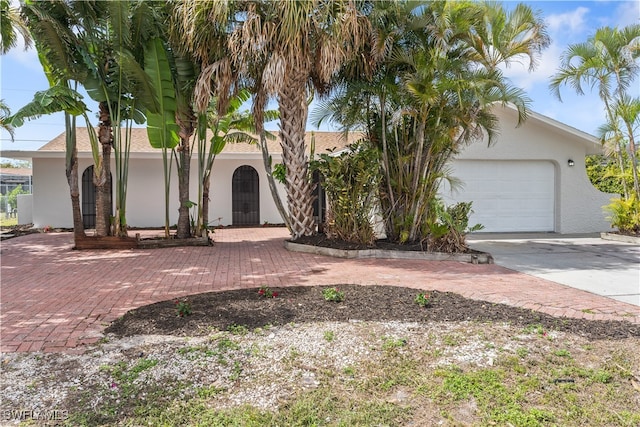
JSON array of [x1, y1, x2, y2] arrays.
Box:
[[440, 160, 555, 232]]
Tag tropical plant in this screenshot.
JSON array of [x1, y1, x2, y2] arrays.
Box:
[[0, 0, 31, 54], [8, 84, 99, 239], [586, 154, 633, 196], [23, 0, 161, 237], [604, 196, 640, 235], [597, 95, 640, 198], [316, 0, 548, 245], [312, 141, 379, 245], [144, 36, 181, 238], [427, 199, 484, 253], [550, 25, 640, 199], [0, 100, 14, 141], [177, 0, 372, 239]]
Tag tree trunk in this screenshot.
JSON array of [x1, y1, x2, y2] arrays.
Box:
[[176, 138, 192, 238], [95, 102, 112, 236], [624, 127, 640, 198], [279, 68, 316, 239], [201, 176, 210, 234], [259, 132, 291, 232], [175, 111, 195, 238], [67, 144, 85, 241]]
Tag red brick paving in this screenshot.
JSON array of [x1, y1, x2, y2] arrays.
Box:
[[1, 228, 638, 354]]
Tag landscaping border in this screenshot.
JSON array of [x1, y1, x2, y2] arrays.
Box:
[[284, 240, 494, 264], [600, 232, 640, 244]]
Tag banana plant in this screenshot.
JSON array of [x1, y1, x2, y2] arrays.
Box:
[[144, 37, 180, 238], [9, 83, 99, 240]]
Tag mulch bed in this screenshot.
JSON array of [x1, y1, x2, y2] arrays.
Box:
[[105, 285, 639, 341]]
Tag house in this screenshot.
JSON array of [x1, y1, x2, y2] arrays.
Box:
[[441, 106, 614, 233], [0, 167, 33, 195], [0, 106, 614, 234], [0, 167, 33, 222]]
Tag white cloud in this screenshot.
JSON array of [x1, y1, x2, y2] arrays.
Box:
[[545, 6, 590, 34], [613, 1, 640, 27]]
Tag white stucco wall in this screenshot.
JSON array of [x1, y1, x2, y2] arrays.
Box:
[[449, 106, 614, 233], [17, 194, 33, 225], [32, 157, 73, 228], [27, 108, 613, 234], [32, 155, 288, 229]]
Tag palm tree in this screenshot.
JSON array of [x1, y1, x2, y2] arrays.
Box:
[[0, 100, 14, 141], [550, 25, 640, 199], [176, 0, 372, 239], [9, 85, 99, 240], [23, 0, 160, 237], [316, 1, 549, 244], [0, 0, 31, 54], [597, 95, 640, 197]]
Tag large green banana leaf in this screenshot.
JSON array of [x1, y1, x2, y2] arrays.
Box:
[[144, 37, 179, 150]]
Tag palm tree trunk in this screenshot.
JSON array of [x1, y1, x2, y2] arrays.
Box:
[[95, 102, 112, 236], [279, 69, 316, 239], [64, 114, 85, 241], [201, 176, 211, 234], [67, 144, 85, 241], [176, 137, 192, 238], [259, 131, 291, 232], [624, 125, 640, 198]]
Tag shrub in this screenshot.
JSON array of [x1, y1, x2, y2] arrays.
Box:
[[604, 196, 640, 234], [312, 142, 379, 245], [428, 199, 484, 252], [322, 287, 345, 302]]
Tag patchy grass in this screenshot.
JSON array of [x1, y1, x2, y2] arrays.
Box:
[[29, 321, 635, 427], [0, 213, 17, 227]]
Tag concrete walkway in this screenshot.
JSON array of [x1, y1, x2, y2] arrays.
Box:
[[1, 228, 638, 354]]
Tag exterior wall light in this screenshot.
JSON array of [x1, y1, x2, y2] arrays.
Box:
[[567, 159, 575, 167]]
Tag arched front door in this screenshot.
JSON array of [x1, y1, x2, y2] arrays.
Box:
[[232, 165, 259, 225], [82, 166, 112, 229], [82, 166, 97, 228]]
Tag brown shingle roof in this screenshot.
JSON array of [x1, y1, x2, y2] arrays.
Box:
[[39, 128, 360, 155]]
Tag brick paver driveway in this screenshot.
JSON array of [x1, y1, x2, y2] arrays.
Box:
[[1, 227, 638, 353]]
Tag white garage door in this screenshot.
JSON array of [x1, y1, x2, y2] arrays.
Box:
[[440, 160, 555, 232]]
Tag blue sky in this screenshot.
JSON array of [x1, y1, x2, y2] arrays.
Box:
[[1, 0, 638, 154]]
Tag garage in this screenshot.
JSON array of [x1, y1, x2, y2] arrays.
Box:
[[441, 160, 556, 233]]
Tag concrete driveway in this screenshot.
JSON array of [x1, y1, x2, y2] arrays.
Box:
[[468, 233, 640, 306]]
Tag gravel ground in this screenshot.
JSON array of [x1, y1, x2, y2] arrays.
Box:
[[3, 319, 638, 426]]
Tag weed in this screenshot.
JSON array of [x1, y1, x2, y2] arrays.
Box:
[[323, 330, 335, 342], [522, 323, 546, 336], [382, 336, 408, 350], [257, 286, 278, 298], [228, 324, 249, 335], [343, 366, 356, 376], [175, 299, 192, 317], [554, 349, 572, 358], [414, 292, 431, 307], [230, 361, 243, 381], [197, 385, 226, 399], [442, 334, 462, 346], [322, 287, 345, 302]]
